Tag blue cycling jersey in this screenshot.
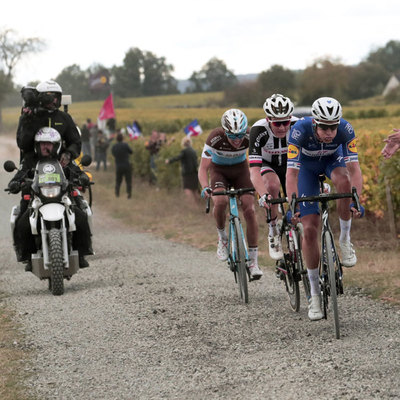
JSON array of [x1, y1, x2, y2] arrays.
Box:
[[287, 116, 359, 170], [287, 116, 359, 216]]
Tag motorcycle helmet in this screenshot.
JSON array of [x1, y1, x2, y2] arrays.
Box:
[[36, 80, 62, 110], [263, 94, 294, 119], [34, 127, 62, 158], [221, 109, 248, 136], [311, 97, 342, 124]]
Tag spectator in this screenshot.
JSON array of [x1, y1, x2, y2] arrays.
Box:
[[381, 128, 400, 159], [80, 123, 92, 157], [165, 136, 199, 204], [111, 133, 133, 198], [95, 130, 110, 171], [145, 130, 162, 185]]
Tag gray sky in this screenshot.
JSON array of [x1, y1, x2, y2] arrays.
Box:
[[3, 0, 400, 86]]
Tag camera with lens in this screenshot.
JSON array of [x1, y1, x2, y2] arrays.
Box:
[[20, 86, 39, 114]]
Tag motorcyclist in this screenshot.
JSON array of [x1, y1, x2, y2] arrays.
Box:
[[8, 127, 93, 270], [16, 80, 81, 167]]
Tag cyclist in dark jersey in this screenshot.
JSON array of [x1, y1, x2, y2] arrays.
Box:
[[248, 94, 296, 260], [198, 109, 263, 279]]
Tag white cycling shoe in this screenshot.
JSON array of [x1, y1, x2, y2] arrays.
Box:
[[268, 235, 283, 260], [340, 241, 357, 267], [248, 263, 263, 280], [217, 238, 229, 261], [308, 295, 323, 321]]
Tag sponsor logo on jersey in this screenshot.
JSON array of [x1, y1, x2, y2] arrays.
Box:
[[344, 122, 354, 135], [347, 139, 357, 153], [287, 144, 299, 159], [291, 129, 302, 141]]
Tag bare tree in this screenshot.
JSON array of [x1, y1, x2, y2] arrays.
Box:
[[0, 28, 45, 78]]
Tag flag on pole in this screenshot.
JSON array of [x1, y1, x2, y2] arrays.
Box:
[[98, 94, 115, 120], [183, 119, 203, 136], [127, 121, 142, 140]]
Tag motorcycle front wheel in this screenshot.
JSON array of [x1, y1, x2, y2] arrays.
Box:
[[48, 228, 65, 296]]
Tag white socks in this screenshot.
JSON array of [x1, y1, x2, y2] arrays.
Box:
[[248, 247, 258, 265], [307, 268, 320, 296], [268, 217, 277, 237], [339, 218, 352, 243], [217, 228, 228, 242]]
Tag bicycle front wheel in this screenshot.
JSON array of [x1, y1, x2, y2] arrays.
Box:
[[324, 231, 340, 339], [233, 217, 249, 304]]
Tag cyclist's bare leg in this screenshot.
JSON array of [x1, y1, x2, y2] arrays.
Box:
[[212, 190, 228, 230], [262, 172, 281, 221], [241, 194, 258, 247], [301, 213, 323, 319], [330, 166, 357, 266], [301, 214, 320, 270], [330, 167, 352, 221]]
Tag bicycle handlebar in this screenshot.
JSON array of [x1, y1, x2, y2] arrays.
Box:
[[265, 187, 361, 215], [204, 187, 255, 214], [212, 187, 255, 197]]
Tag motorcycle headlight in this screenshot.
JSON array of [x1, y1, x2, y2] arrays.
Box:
[[40, 185, 61, 198]]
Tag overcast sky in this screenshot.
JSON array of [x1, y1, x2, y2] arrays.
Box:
[[3, 0, 400, 87]]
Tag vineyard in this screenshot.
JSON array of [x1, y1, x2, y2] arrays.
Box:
[[2, 92, 400, 220]]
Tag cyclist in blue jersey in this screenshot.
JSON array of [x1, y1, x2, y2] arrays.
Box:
[[198, 109, 263, 279], [286, 97, 363, 320]]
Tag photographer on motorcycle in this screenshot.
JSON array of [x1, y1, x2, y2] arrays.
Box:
[[8, 127, 93, 270], [16, 80, 81, 166]]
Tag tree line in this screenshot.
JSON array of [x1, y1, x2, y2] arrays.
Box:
[[1, 27, 400, 110]]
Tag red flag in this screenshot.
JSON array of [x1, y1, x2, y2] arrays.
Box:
[[98, 94, 115, 120]]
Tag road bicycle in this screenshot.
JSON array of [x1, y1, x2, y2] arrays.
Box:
[[296, 175, 361, 339], [265, 196, 311, 312], [206, 187, 255, 303]]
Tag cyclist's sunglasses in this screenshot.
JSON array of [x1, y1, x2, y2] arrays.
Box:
[[316, 122, 339, 131], [269, 119, 291, 127], [225, 131, 246, 140]]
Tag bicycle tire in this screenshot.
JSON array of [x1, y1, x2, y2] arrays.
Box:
[[233, 217, 249, 304], [282, 230, 300, 312], [324, 231, 340, 339]]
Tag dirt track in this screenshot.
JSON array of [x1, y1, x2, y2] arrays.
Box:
[[0, 135, 399, 399]]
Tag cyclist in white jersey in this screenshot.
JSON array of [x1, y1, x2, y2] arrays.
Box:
[[248, 94, 296, 260]]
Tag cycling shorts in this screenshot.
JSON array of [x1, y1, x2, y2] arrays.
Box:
[[297, 151, 346, 216], [260, 161, 287, 197], [210, 160, 253, 193]]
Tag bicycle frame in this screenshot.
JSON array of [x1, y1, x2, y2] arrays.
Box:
[[207, 187, 255, 303], [227, 193, 250, 273], [295, 175, 361, 339], [267, 196, 310, 312]]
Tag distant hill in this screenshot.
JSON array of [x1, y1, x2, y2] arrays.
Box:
[[177, 73, 258, 93]]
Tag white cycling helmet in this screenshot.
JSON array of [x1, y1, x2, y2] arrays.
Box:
[[263, 94, 294, 119], [311, 97, 342, 124], [221, 109, 248, 135], [36, 80, 62, 110], [34, 127, 62, 157]]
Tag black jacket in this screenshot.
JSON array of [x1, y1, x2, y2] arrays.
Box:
[[16, 109, 81, 160], [111, 142, 133, 168]]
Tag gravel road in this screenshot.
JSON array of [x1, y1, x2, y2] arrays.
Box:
[[0, 137, 399, 399]]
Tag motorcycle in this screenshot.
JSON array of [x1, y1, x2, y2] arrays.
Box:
[[4, 155, 93, 295]]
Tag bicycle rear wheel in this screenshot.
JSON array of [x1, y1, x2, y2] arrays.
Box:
[[233, 217, 248, 304], [324, 231, 340, 339]]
